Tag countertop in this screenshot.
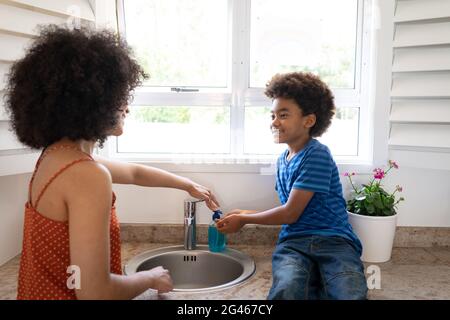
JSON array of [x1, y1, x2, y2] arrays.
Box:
[[1, 242, 449, 300]]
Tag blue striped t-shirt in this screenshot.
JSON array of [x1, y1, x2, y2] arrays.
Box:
[[275, 138, 362, 254]]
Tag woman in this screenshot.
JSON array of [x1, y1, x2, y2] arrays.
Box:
[[5, 26, 219, 300]]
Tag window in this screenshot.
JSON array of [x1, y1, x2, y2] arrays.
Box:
[[249, 0, 358, 89], [115, 0, 371, 163], [122, 0, 228, 88], [118, 106, 231, 154]]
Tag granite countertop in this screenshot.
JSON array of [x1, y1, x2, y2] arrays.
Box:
[[1, 241, 449, 300], [0, 242, 275, 300]]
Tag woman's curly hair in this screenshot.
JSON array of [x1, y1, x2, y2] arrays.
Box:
[[5, 25, 147, 149], [265, 72, 335, 137]]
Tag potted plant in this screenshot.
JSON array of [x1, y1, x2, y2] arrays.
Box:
[[344, 160, 405, 263]]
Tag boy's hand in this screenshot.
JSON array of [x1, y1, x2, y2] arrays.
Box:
[[216, 214, 245, 233], [223, 209, 256, 217], [223, 209, 244, 217]]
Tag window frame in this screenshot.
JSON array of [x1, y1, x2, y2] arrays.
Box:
[[103, 0, 378, 173]]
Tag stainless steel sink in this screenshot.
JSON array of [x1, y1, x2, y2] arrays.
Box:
[[124, 245, 256, 292]]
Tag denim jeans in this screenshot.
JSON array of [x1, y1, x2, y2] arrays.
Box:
[[267, 235, 368, 300]]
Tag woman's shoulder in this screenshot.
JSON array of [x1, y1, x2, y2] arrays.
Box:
[[61, 157, 113, 196], [48, 150, 109, 178], [62, 159, 114, 221]]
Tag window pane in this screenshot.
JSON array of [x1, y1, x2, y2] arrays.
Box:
[[319, 107, 359, 156], [244, 106, 359, 156], [123, 0, 228, 87], [118, 106, 230, 154], [250, 0, 358, 88]]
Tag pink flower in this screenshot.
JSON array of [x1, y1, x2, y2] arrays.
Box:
[[389, 160, 399, 169], [373, 168, 385, 180], [351, 172, 356, 176], [343, 172, 349, 177]]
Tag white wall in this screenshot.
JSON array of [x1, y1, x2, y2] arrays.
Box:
[[111, 167, 450, 227], [0, 173, 29, 265], [388, 168, 450, 227], [1, 160, 449, 265], [113, 172, 279, 225]]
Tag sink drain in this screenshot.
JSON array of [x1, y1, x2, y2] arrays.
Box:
[[183, 255, 197, 262]]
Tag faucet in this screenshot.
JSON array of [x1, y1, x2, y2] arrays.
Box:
[[184, 198, 205, 250]]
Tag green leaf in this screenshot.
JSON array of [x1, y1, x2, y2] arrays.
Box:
[[365, 194, 374, 203], [364, 202, 375, 214], [387, 197, 395, 205], [373, 194, 384, 209], [356, 195, 366, 201]]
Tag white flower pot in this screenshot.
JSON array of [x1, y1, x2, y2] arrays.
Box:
[[347, 211, 397, 263]]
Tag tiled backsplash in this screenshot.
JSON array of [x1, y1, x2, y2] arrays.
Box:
[[120, 224, 450, 247]]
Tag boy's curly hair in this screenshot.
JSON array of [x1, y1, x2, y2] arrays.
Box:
[[264, 72, 335, 137], [5, 25, 147, 149]]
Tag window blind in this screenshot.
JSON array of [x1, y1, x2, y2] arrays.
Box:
[[389, 0, 450, 170]]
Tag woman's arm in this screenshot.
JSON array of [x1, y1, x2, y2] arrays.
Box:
[[94, 155, 178, 186], [94, 155, 219, 210], [66, 162, 172, 299]]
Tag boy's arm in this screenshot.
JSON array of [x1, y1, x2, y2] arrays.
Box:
[[217, 189, 314, 233], [94, 156, 219, 210], [223, 209, 258, 216]]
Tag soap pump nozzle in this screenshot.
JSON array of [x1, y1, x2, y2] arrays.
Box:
[[212, 209, 223, 221]]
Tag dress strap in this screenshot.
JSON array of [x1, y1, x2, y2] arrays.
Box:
[[28, 147, 50, 205], [33, 158, 94, 210], [28, 144, 95, 209]]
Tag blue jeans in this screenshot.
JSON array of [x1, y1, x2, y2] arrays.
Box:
[[267, 236, 368, 300]]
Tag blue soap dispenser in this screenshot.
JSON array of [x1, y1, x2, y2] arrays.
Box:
[[208, 210, 226, 252]]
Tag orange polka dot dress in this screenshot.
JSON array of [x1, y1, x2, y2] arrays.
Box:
[[17, 147, 122, 300]]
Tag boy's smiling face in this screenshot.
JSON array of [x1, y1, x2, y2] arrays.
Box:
[[270, 97, 316, 145]]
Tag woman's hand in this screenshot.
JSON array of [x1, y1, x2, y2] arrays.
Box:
[[143, 266, 173, 293], [187, 182, 220, 211]]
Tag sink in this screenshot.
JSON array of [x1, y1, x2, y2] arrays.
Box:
[[124, 245, 256, 292]]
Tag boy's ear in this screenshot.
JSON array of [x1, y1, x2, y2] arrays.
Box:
[[305, 114, 316, 128]]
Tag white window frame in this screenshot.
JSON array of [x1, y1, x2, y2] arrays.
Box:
[[98, 0, 387, 174]]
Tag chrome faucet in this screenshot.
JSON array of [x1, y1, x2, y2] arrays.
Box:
[[184, 198, 205, 250]]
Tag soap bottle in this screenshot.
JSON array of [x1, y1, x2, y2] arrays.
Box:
[[208, 210, 226, 252]]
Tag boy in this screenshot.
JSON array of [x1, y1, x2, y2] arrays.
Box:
[[217, 72, 367, 300]]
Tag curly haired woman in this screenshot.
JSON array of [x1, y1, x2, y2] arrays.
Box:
[[5, 26, 219, 300]]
